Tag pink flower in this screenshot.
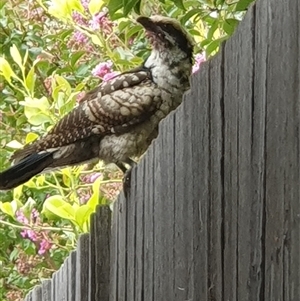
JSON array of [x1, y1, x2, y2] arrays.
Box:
[[103, 71, 119, 81], [72, 12, 87, 25], [92, 61, 113, 78], [89, 12, 106, 30], [27, 230, 39, 241], [89, 172, 102, 183], [192, 53, 206, 73], [38, 239, 52, 255], [31, 208, 39, 219], [73, 31, 88, 45], [16, 211, 29, 225], [81, 0, 89, 10], [89, 11, 115, 35]]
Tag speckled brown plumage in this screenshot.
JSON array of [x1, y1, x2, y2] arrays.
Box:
[[0, 15, 194, 191]]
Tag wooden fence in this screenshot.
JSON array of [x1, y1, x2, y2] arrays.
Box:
[[24, 0, 300, 299]]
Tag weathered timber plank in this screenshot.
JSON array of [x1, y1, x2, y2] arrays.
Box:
[[126, 167, 137, 301], [264, 0, 300, 300], [135, 157, 145, 301], [143, 144, 155, 301], [75, 234, 90, 301], [153, 113, 176, 300], [26, 290, 33, 301], [31, 285, 42, 301], [223, 14, 239, 301], [173, 91, 194, 300], [233, 6, 259, 301], [117, 191, 127, 301], [250, 0, 269, 299], [94, 206, 111, 301], [62, 259, 69, 300], [110, 198, 119, 301], [51, 271, 57, 301], [208, 50, 224, 300], [191, 62, 210, 300], [67, 251, 76, 301], [89, 211, 96, 301], [41, 279, 52, 301]]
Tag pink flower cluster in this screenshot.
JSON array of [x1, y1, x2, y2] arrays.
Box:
[[89, 12, 115, 35], [92, 61, 119, 81], [16, 209, 52, 255], [192, 53, 206, 73], [78, 172, 103, 204], [69, 1, 115, 49]]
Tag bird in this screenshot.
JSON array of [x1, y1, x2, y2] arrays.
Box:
[[0, 15, 194, 194]]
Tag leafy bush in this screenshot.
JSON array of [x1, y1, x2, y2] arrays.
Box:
[[0, 0, 253, 299]]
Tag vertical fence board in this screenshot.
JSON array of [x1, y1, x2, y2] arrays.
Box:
[[153, 114, 176, 301], [208, 50, 224, 300], [76, 234, 90, 301], [126, 167, 137, 301], [143, 145, 155, 301], [117, 194, 127, 301], [51, 272, 57, 301], [234, 7, 258, 301], [223, 17, 240, 301], [94, 206, 111, 301], [173, 93, 194, 300], [41, 280, 52, 301], [135, 158, 145, 301], [89, 212, 96, 301], [32, 286, 42, 301], [110, 201, 119, 301], [68, 251, 77, 301], [264, 0, 300, 300], [191, 63, 210, 300]]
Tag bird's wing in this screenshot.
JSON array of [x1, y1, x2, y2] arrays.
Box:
[[12, 70, 161, 161]]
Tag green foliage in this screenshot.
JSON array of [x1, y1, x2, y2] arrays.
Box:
[[0, 0, 253, 299]]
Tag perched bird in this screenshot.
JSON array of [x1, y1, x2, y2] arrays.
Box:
[[0, 15, 194, 193]]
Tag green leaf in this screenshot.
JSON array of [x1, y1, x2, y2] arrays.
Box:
[[126, 25, 142, 39], [25, 66, 36, 94], [205, 36, 227, 57], [43, 195, 75, 221], [90, 34, 103, 46], [180, 8, 202, 24], [222, 18, 239, 36], [75, 205, 93, 231], [107, 0, 123, 15], [0, 202, 14, 217], [87, 177, 102, 211], [171, 0, 185, 10], [123, 0, 139, 16], [207, 19, 219, 40], [88, 0, 104, 15], [25, 132, 39, 144], [10, 44, 23, 70], [70, 51, 86, 67], [235, 0, 254, 11], [13, 186, 24, 202], [6, 140, 23, 149], [205, 39, 220, 56], [0, 57, 18, 84]]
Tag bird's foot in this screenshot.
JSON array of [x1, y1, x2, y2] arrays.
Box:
[[117, 160, 137, 199], [122, 168, 132, 199]]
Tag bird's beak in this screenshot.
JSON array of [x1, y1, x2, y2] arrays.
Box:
[[137, 16, 161, 34]]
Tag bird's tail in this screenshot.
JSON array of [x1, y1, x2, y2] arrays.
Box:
[[0, 152, 54, 190]]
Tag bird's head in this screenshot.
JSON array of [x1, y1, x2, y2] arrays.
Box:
[[137, 15, 194, 63]]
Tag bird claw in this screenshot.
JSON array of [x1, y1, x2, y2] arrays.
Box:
[[122, 168, 132, 199], [122, 160, 137, 199]]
